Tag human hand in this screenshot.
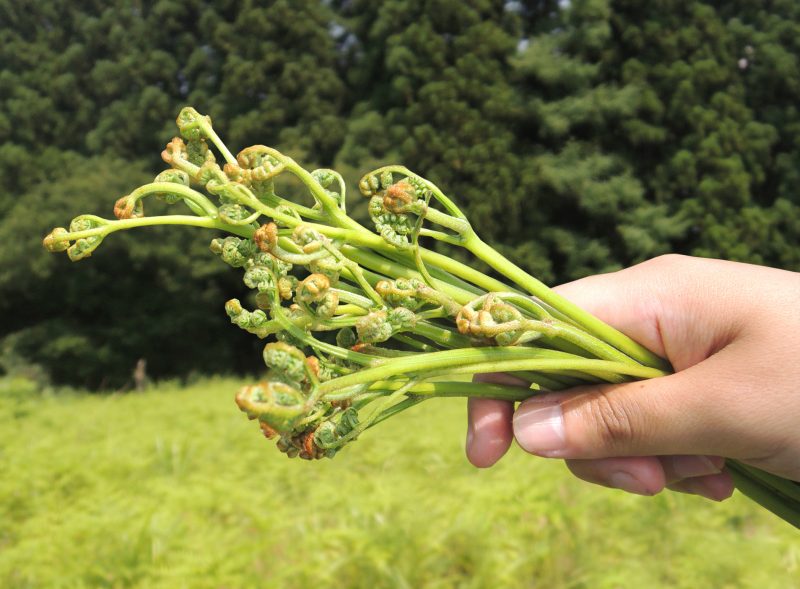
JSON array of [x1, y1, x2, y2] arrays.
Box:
[[465, 255, 800, 501]]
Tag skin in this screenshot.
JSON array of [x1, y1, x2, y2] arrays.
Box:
[[465, 255, 800, 501]]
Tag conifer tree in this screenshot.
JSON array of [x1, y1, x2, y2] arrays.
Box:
[[4, 0, 800, 387], [513, 0, 799, 273], [0, 0, 348, 386], [334, 0, 551, 274]]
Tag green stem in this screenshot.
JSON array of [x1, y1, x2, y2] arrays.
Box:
[[419, 228, 463, 246], [343, 246, 486, 305], [317, 347, 668, 395], [329, 379, 421, 448], [334, 304, 368, 316], [511, 371, 580, 390], [199, 119, 237, 166], [130, 183, 219, 217], [391, 334, 439, 353], [464, 232, 671, 371], [284, 158, 355, 225], [258, 190, 326, 221], [423, 207, 470, 235], [236, 182, 524, 304], [420, 359, 640, 384], [266, 296, 377, 366], [732, 462, 800, 503], [326, 380, 538, 404], [323, 244, 383, 305], [386, 380, 534, 401], [351, 230, 522, 297], [369, 165, 468, 220], [366, 396, 425, 429], [56, 214, 251, 244], [727, 462, 800, 529], [413, 321, 472, 348], [545, 321, 639, 364], [486, 293, 550, 320]]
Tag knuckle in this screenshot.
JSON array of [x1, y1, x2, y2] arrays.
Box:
[[585, 393, 638, 450], [646, 253, 686, 271]]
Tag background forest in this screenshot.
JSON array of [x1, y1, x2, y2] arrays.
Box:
[[2, 0, 799, 388]]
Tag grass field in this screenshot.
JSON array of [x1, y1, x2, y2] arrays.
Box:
[[0, 376, 797, 589]]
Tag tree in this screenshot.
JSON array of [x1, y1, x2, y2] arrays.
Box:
[[0, 156, 264, 388], [512, 0, 799, 276], [510, 0, 662, 279], [334, 0, 556, 275], [0, 0, 349, 387], [195, 0, 347, 164], [3, 0, 800, 387]]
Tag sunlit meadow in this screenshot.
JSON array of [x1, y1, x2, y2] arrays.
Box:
[[1, 377, 797, 589]]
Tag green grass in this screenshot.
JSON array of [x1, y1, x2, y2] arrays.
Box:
[[0, 377, 797, 589]]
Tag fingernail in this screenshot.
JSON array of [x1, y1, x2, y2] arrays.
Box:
[[609, 472, 654, 496], [513, 402, 565, 456], [670, 455, 723, 479]]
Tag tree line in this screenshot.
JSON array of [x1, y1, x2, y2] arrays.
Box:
[[2, 0, 797, 388]]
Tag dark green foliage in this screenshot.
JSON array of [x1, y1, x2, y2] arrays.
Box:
[[0, 0, 346, 387], [0, 156, 262, 388], [196, 0, 347, 163], [513, 0, 799, 270], [0, 0, 345, 190], [334, 0, 547, 274], [3, 0, 799, 387]]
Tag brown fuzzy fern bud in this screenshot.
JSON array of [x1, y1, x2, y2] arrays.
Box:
[[260, 422, 278, 439], [161, 137, 187, 166], [277, 276, 297, 301], [253, 222, 279, 253], [296, 273, 331, 303], [42, 228, 70, 252], [383, 180, 419, 214], [113, 195, 144, 220], [234, 146, 285, 182], [456, 295, 525, 345], [295, 273, 338, 319], [176, 106, 211, 141], [234, 381, 308, 434]]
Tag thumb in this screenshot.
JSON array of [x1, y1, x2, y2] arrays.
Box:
[[512, 351, 737, 460]]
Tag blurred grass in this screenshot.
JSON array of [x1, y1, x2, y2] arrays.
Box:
[[0, 376, 797, 589]]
